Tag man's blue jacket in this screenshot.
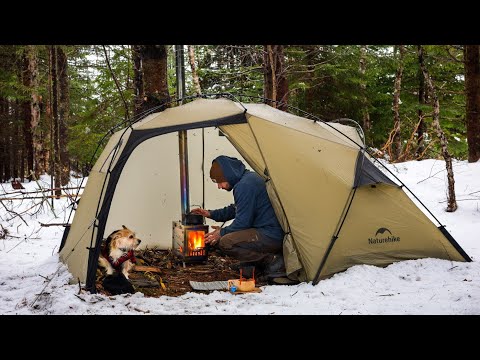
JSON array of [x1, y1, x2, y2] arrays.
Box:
[[208, 156, 284, 242]]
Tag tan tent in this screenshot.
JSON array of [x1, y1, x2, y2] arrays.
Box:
[[59, 97, 470, 292]]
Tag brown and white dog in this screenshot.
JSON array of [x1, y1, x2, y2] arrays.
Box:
[[98, 225, 141, 279]]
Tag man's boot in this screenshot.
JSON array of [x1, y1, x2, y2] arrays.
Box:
[[263, 253, 286, 278]]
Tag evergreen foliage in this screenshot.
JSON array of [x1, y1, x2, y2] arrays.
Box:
[[0, 45, 472, 178]]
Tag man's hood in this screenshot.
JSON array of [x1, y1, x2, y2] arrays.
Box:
[[213, 156, 246, 187]]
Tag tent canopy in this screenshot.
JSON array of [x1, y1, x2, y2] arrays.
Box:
[[59, 97, 470, 291]]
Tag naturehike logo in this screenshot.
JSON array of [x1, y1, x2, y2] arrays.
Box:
[[368, 228, 400, 244], [375, 228, 391, 237]]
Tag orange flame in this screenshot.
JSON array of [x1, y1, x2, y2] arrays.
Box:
[[187, 230, 205, 252]]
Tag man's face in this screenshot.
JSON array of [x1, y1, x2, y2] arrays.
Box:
[[216, 181, 232, 191]]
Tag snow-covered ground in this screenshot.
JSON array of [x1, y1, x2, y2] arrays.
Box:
[[0, 159, 479, 315]]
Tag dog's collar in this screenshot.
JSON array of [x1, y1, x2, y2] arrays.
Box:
[[106, 249, 137, 269]]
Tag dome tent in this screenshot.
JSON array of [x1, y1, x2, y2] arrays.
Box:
[[59, 95, 470, 292]]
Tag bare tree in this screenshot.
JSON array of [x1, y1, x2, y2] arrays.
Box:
[[57, 46, 70, 188], [359, 45, 371, 139], [416, 45, 428, 158], [132, 45, 144, 118], [419, 46, 457, 212], [392, 45, 405, 160], [263, 45, 288, 111], [187, 45, 202, 95]]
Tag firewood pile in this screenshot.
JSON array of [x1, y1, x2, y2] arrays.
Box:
[[96, 247, 240, 297]]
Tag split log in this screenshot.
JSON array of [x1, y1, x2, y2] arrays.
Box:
[[183, 269, 215, 274], [129, 278, 160, 288], [132, 265, 162, 274]]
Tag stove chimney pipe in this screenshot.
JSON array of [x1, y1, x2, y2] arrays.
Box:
[[175, 45, 189, 224]]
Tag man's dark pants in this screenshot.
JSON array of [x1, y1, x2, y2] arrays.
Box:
[[214, 228, 285, 276]]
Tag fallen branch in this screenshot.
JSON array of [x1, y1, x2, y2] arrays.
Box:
[[417, 168, 446, 184], [30, 171, 57, 218], [39, 222, 70, 227], [133, 307, 150, 314], [0, 194, 81, 201], [1, 186, 84, 197], [439, 198, 479, 203], [0, 200, 28, 226], [74, 294, 86, 302]]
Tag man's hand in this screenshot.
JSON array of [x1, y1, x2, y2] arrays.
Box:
[[190, 208, 211, 218], [205, 225, 221, 246]]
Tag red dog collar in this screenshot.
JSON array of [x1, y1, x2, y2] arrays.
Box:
[[101, 248, 136, 270]]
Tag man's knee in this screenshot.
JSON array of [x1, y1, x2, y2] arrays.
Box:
[[218, 233, 236, 252]]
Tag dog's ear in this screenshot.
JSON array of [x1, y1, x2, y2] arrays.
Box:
[[122, 225, 133, 232], [105, 230, 119, 246], [106, 229, 124, 244]]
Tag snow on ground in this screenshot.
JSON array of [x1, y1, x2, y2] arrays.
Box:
[[0, 160, 479, 315]]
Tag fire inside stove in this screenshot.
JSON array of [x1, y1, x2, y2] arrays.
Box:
[[172, 221, 209, 263], [186, 230, 206, 256]]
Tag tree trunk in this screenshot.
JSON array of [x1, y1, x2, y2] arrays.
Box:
[[132, 45, 144, 118], [416, 45, 427, 159], [21, 48, 33, 180], [35, 100, 45, 176], [6, 99, 14, 181], [187, 45, 202, 95], [419, 46, 457, 212], [2, 98, 12, 181], [137, 45, 170, 115], [4, 99, 13, 181], [57, 46, 70, 188], [50, 46, 60, 195], [44, 83, 52, 175], [263, 45, 288, 111], [464, 45, 480, 163], [21, 45, 41, 180], [392, 45, 405, 161], [359, 45, 371, 141], [18, 103, 25, 181], [14, 56, 24, 181], [0, 97, 6, 182]]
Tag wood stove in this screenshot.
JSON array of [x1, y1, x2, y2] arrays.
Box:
[[172, 219, 209, 263], [173, 48, 210, 264]]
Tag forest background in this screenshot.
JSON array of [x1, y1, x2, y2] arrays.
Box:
[[0, 45, 479, 202]]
